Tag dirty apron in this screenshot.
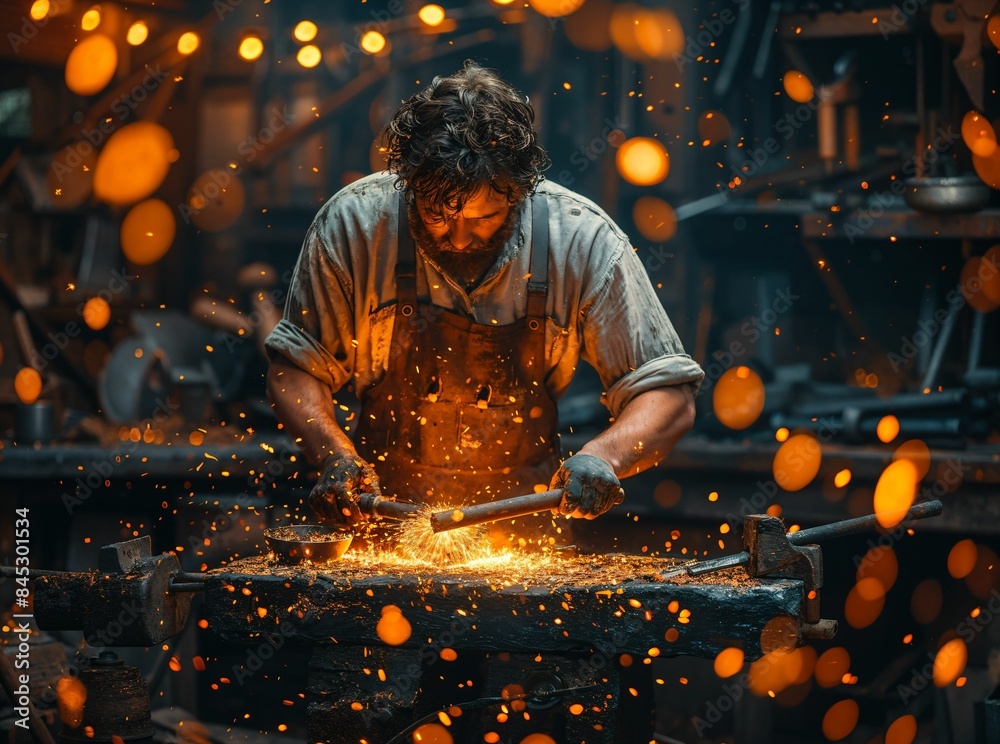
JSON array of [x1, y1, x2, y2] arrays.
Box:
[[354, 193, 561, 520]]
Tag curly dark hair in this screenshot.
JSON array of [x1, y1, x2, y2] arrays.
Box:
[[384, 61, 550, 217]]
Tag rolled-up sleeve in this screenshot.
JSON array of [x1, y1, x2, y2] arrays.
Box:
[[264, 227, 355, 392], [580, 238, 704, 417]]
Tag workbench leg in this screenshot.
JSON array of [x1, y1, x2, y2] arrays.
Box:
[[480, 652, 619, 744], [306, 646, 420, 744]]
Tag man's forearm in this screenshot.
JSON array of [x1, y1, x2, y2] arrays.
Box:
[[578, 385, 696, 479], [267, 357, 356, 466]]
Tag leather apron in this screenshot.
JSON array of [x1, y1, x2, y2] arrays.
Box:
[[354, 193, 561, 519]]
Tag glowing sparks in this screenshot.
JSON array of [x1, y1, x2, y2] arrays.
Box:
[[393, 508, 498, 566]]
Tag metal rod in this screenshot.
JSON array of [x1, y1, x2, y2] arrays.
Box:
[[920, 287, 963, 392], [789, 499, 942, 545], [358, 494, 423, 520], [174, 571, 207, 583], [168, 581, 205, 593], [430, 490, 565, 533]]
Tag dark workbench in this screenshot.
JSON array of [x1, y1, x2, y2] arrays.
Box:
[[206, 553, 803, 659]]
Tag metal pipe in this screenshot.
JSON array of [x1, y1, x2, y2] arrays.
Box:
[[430, 490, 565, 533]]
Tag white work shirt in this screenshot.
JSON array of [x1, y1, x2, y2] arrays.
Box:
[[265, 172, 704, 417]]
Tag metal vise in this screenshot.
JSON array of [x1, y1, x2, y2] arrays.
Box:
[[33, 536, 192, 646]]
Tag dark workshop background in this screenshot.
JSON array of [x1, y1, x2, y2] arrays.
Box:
[[1, 1, 999, 743]]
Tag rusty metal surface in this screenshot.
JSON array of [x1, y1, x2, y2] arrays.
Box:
[[206, 554, 803, 660], [34, 546, 192, 647]]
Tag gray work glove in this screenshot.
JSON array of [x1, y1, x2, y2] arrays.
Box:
[[549, 453, 624, 519], [309, 454, 381, 525]]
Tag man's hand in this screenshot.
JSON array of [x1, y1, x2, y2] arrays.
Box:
[[310, 454, 381, 525], [549, 453, 624, 519]]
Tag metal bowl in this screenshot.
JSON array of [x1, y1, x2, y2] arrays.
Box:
[[264, 524, 354, 564], [903, 176, 989, 214]]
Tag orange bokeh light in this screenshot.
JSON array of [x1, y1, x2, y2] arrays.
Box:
[[886, 714, 917, 744], [873, 459, 918, 528], [772, 433, 822, 492], [616, 137, 669, 186], [713, 647, 745, 678], [126, 20, 148, 46], [239, 36, 264, 61], [990, 15, 1000, 49], [962, 111, 997, 157], [376, 605, 412, 646], [177, 31, 200, 55], [83, 296, 111, 330], [418, 4, 446, 26], [814, 647, 850, 688], [856, 546, 897, 594], [876, 414, 900, 443], [187, 169, 246, 232], [121, 199, 176, 265], [360, 31, 386, 54], [713, 366, 765, 430], [293, 20, 317, 42], [94, 122, 176, 206], [893, 439, 930, 479], [412, 723, 453, 743], [297, 44, 322, 68], [783, 71, 814, 103], [822, 699, 859, 741], [960, 255, 1000, 313], [973, 146, 1000, 189], [65, 34, 117, 96], [632, 196, 677, 242], [947, 539, 978, 579], [529, 0, 585, 17], [56, 676, 88, 728], [933, 638, 967, 687], [15, 368, 43, 405]]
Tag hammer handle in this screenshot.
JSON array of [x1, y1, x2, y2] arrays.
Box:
[[430, 490, 565, 533]]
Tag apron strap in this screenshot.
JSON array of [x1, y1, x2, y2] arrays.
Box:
[[526, 192, 549, 331], [396, 190, 418, 318]]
